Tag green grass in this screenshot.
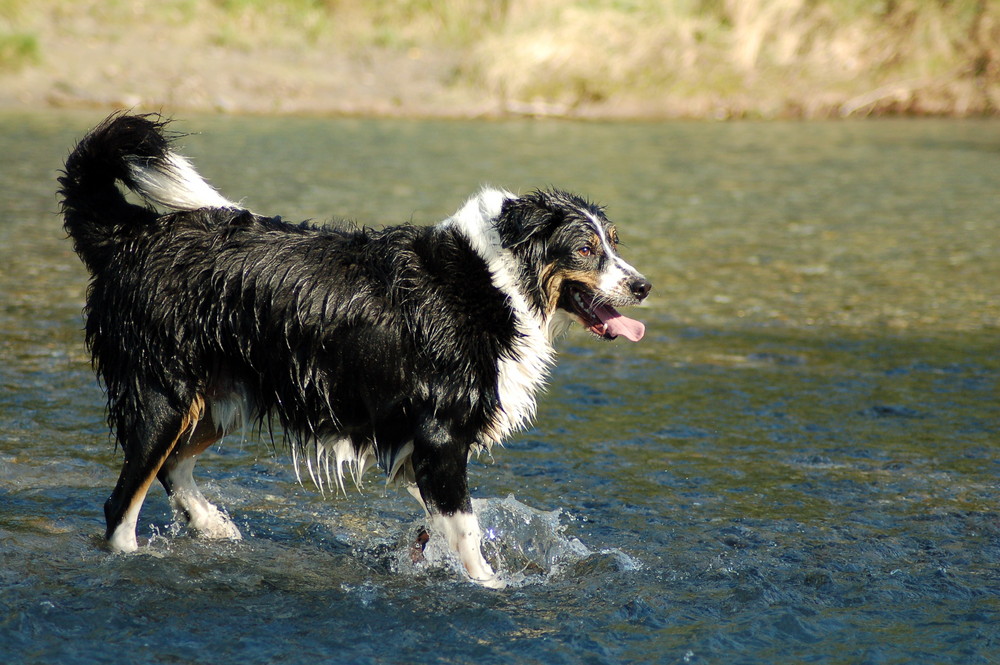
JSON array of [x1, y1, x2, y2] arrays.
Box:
[[0, 32, 38, 70]]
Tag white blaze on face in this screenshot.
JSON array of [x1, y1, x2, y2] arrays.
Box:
[[584, 211, 641, 298]]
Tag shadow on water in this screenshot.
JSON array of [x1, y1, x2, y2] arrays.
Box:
[[1, 111, 999, 663]]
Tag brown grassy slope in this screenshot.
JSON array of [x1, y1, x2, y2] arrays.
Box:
[[0, 0, 997, 118]]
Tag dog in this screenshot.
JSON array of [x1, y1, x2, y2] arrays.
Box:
[[58, 113, 650, 587]]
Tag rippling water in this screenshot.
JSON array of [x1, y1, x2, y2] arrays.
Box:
[[1, 111, 999, 663]]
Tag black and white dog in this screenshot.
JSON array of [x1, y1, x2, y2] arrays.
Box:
[[59, 113, 650, 587]]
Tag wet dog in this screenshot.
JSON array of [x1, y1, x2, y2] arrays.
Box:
[[59, 113, 650, 586]]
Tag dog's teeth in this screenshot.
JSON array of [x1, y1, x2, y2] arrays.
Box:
[[572, 291, 594, 314]]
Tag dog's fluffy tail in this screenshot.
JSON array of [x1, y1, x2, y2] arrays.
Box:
[[59, 112, 234, 273]]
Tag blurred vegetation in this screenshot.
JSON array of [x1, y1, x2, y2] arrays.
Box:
[[0, 0, 38, 70], [0, 31, 37, 69], [1, 0, 997, 116]]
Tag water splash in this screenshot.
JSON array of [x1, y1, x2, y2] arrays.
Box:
[[476, 496, 593, 583], [393, 495, 639, 587]]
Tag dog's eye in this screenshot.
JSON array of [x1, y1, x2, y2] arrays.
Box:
[[578, 246, 593, 257]]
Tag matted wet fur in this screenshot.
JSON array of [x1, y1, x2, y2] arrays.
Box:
[[59, 113, 651, 587]]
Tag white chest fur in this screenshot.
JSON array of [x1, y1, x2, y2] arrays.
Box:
[[439, 188, 558, 447]]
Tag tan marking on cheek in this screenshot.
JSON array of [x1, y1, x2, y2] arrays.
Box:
[[560, 269, 601, 289], [540, 263, 562, 314], [545, 267, 601, 314]]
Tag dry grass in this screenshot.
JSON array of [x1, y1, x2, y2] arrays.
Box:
[[1, 0, 997, 117], [465, 0, 999, 117]]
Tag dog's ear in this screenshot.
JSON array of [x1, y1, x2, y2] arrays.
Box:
[[496, 191, 566, 250]]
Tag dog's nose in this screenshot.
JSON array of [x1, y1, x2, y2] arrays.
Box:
[[629, 277, 652, 301]]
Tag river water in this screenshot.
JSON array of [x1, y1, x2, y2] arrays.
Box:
[[1, 111, 998, 663]]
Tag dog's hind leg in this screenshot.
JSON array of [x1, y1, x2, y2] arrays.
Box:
[[156, 401, 242, 541], [104, 392, 206, 552]]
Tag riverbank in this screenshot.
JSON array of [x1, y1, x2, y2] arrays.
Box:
[[1, 0, 997, 119]]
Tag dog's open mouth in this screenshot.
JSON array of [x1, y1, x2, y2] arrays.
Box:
[[564, 286, 645, 342]]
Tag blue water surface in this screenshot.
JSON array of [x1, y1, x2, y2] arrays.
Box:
[[1, 112, 999, 664]]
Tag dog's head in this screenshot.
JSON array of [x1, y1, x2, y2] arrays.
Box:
[[497, 190, 650, 341]]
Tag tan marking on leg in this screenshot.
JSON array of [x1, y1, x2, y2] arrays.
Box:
[[107, 395, 211, 552]]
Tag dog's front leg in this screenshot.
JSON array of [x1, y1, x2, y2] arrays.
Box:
[[412, 420, 504, 588], [427, 510, 501, 588]]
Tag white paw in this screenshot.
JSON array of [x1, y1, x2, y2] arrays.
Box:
[[189, 508, 243, 541]]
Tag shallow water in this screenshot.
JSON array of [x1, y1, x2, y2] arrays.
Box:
[[1, 111, 999, 663]]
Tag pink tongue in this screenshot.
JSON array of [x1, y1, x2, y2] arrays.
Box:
[[593, 303, 645, 342]]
